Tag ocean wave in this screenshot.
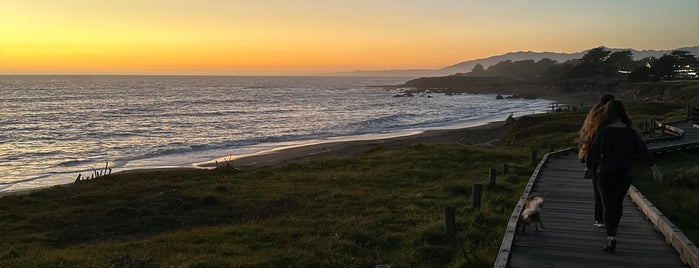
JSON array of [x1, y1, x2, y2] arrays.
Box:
[[350, 113, 419, 132], [56, 159, 93, 167], [0, 174, 52, 186]]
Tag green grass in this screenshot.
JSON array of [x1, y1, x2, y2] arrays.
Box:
[[497, 112, 585, 149], [497, 102, 688, 150], [0, 144, 534, 267], [626, 102, 689, 124], [633, 148, 699, 244], [623, 80, 699, 103]]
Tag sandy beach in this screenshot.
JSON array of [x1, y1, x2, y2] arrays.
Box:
[[200, 120, 511, 169], [199, 92, 598, 169]]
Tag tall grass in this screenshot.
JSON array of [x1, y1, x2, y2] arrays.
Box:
[[0, 144, 534, 267], [633, 148, 699, 244]]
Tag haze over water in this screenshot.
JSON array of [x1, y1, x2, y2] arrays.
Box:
[[0, 75, 553, 192]]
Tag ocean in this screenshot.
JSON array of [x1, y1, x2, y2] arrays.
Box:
[[0, 75, 553, 193]]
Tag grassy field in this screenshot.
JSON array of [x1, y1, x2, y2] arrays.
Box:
[[634, 148, 699, 244], [0, 144, 537, 267], [0, 100, 692, 267]]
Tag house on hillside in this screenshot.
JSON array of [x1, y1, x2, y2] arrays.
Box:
[[673, 64, 699, 79]]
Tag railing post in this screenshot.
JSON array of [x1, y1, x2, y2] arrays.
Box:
[[531, 150, 538, 167], [472, 184, 482, 209]]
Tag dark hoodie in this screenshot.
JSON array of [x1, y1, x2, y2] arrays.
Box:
[[587, 123, 654, 175]]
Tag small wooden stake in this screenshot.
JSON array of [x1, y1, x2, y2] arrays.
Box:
[[444, 206, 456, 236], [531, 150, 538, 167], [472, 184, 482, 209], [489, 168, 497, 187]]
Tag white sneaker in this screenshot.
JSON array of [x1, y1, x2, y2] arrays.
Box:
[[593, 221, 605, 228]]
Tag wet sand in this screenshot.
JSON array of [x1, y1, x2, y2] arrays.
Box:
[[200, 120, 511, 168]]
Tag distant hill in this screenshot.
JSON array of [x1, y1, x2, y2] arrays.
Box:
[[329, 46, 699, 78]]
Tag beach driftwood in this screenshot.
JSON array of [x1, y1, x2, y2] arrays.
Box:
[[75, 161, 111, 183]]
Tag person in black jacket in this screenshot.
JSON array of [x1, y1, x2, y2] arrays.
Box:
[[587, 100, 663, 253], [578, 94, 615, 228]]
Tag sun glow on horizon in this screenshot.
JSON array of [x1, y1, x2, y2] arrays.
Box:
[[2, 0, 699, 75]]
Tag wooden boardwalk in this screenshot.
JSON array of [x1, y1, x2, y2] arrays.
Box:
[[497, 121, 699, 267]]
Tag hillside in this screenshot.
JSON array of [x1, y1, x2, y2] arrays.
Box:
[[330, 46, 699, 78], [402, 75, 699, 104]]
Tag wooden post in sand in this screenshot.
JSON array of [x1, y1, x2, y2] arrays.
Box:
[[444, 206, 456, 236], [472, 184, 482, 209], [531, 150, 538, 167], [489, 168, 497, 187], [503, 163, 509, 176]]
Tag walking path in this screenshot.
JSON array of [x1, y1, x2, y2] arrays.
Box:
[[496, 121, 699, 267]]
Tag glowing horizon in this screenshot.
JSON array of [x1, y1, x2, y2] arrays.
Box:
[[2, 0, 699, 75]]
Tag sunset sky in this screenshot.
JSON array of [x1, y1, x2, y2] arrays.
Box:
[[2, 0, 699, 75]]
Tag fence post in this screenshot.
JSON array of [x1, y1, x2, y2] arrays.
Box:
[[548, 143, 555, 153], [489, 168, 497, 187], [503, 163, 509, 176], [472, 184, 482, 209], [531, 150, 538, 167], [444, 206, 456, 237]]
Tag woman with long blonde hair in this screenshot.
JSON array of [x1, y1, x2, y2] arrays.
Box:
[[579, 95, 615, 160], [578, 94, 614, 228]]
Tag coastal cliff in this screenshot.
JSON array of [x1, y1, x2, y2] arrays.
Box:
[[402, 75, 699, 103]]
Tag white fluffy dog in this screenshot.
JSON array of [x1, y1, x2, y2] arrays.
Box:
[[520, 194, 545, 232]]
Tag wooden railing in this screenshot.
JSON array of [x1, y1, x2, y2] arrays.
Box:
[[494, 120, 697, 267], [628, 186, 699, 268], [493, 147, 576, 268]]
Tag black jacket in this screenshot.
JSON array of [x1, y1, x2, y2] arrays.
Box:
[[587, 124, 654, 174]]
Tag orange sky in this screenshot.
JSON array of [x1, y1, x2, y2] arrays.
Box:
[[2, 0, 699, 75]]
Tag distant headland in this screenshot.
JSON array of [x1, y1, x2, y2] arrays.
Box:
[[328, 46, 699, 78]]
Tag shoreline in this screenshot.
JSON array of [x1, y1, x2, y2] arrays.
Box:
[[197, 92, 597, 169], [198, 119, 511, 169], [0, 93, 593, 198], [0, 119, 510, 198]]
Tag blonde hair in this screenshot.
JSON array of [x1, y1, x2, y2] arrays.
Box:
[[578, 103, 608, 160]]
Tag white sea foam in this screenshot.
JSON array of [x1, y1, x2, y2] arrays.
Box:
[[0, 75, 553, 192]]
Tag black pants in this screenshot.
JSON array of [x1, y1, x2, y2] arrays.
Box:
[[591, 172, 604, 223], [597, 167, 632, 237]]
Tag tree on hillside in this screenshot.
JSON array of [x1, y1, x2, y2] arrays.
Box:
[[652, 54, 676, 79], [471, 63, 486, 75], [561, 47, 614, 79], [542, 63, 574, 80], [605, 50, 634, 72], [634, 56, 657, 69], [563, 61, 598, 79], [629, 50, 698, 82], [534, 58, 558, 74], [671, 50, 698, 66], [582, 47, 611, 64], [628, 66, 654, 82]]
